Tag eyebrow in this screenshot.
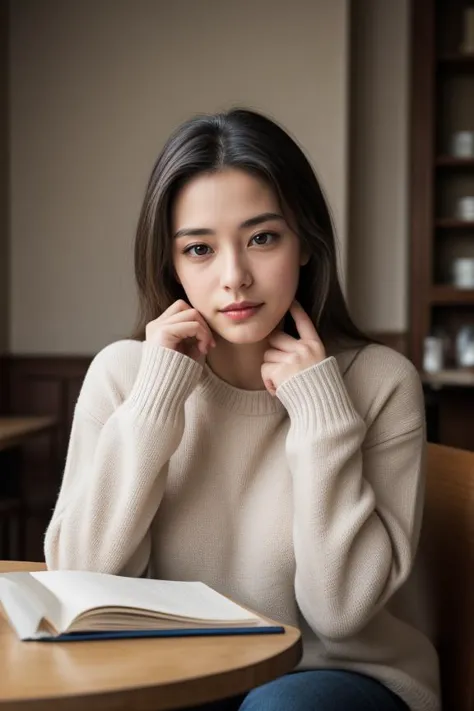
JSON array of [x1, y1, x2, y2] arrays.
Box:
[[173, 212, 285, 240]]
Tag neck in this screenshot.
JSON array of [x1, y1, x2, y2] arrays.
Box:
[[206, 338, 269, 390]]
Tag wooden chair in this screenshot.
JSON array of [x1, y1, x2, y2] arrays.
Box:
[[424, 443, 474, 711]]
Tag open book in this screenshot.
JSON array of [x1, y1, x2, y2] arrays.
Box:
[[0, 570, 284, 642]]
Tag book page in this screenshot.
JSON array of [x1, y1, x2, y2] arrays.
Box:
[[31, 571, 260, 632], [0, 573, 64, 637]]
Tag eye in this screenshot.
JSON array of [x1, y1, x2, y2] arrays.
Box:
[[183, 244, 213, 257], [250, 232, 279, 246]]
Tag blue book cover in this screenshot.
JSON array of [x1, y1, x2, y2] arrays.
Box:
[[30, 625, 285, 642]]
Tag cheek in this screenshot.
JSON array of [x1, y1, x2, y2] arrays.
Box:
[[268, 256, 301, 293], [175, 265, 210, 308]]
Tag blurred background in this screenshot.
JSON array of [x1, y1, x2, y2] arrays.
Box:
[[0, 0, 473, 559]]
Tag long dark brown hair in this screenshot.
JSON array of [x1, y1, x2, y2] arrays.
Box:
[[132, 108, 372, 350]]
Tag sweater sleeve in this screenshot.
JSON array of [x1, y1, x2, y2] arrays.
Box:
[[44, 341, 202, 576], [276, 350, 426, 641]]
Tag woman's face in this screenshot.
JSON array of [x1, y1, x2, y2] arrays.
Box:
[[171, 168, 307, 345]]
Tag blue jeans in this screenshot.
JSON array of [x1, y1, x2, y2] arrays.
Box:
[[186, 670, 410, 711]]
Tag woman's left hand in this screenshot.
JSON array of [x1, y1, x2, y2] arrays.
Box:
[[262, 301, 327, 396]]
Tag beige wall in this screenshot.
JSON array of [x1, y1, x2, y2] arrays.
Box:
[[348, 0, 410, 333], [9, 0, 350, 355], [0, 1, 8, 353]]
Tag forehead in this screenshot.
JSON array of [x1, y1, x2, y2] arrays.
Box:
[[171, 169, 280, 228]]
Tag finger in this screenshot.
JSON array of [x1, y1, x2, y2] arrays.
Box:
[[161, 299, 193, 318], [289, 301, 319, 341], [264, 381, 276, 397], [167, 309, 216, 347], [261, 375, 276, 396], [186, 341, 205, 362], [268, 331, 298, 352], [163, 322, 212, 351], [195, 352, 207, 367], [261, 364, 277, 396], [263, 348, 292, 364], [168, 308, 210, 329]]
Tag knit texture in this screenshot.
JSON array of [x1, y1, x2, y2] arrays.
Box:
[[44, 340, 440, 711]]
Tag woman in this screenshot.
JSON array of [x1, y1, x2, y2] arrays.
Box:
[[44, 109, 440, 711]]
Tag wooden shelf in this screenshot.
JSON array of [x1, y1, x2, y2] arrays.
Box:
[[436, 156, 474, 168], [435, 219, 474, 230], [422, 368, 474, 388], [410, 2, 474, 448], [438, 53, 474, 70], [431, 286, 474, 304]]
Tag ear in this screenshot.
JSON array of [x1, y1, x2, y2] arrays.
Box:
[[300, 251, 310, 267]]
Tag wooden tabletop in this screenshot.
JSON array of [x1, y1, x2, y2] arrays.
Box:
[[0, 561, 302, 711], [0, 416, 57, 453]]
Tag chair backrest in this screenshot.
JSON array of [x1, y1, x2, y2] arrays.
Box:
[[424, 443, 474, 711]]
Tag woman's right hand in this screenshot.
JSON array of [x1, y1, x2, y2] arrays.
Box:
[[145, 300, 216, 362]]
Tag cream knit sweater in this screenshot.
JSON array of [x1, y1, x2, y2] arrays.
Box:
[[44, 340, 440, 711]]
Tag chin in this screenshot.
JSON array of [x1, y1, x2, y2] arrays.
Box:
[[223, 335, 264, 345], [216, 324, 277, 346]]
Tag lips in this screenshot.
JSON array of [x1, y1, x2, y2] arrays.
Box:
[[220, 302, 262, 312], [219, 303, 263, 321]]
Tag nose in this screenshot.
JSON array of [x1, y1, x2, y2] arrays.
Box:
[[219, 248, 253, 291]]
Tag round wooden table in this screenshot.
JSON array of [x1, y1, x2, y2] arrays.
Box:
[[0, 561, 302, 710]]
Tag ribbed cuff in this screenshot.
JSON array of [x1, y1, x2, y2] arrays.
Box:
[[276, 356, 362, 434], [126, 343, 203, 420]]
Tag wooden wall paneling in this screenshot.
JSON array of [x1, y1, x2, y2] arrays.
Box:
[[409, 0, 436, 368], [423, 385, 474, 451], [8, 355, 91, 457], [0, 354, 8, 413], [6, 356, 91, 558], [437, 0, 473, 56], [435, 388, 474, 449]]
